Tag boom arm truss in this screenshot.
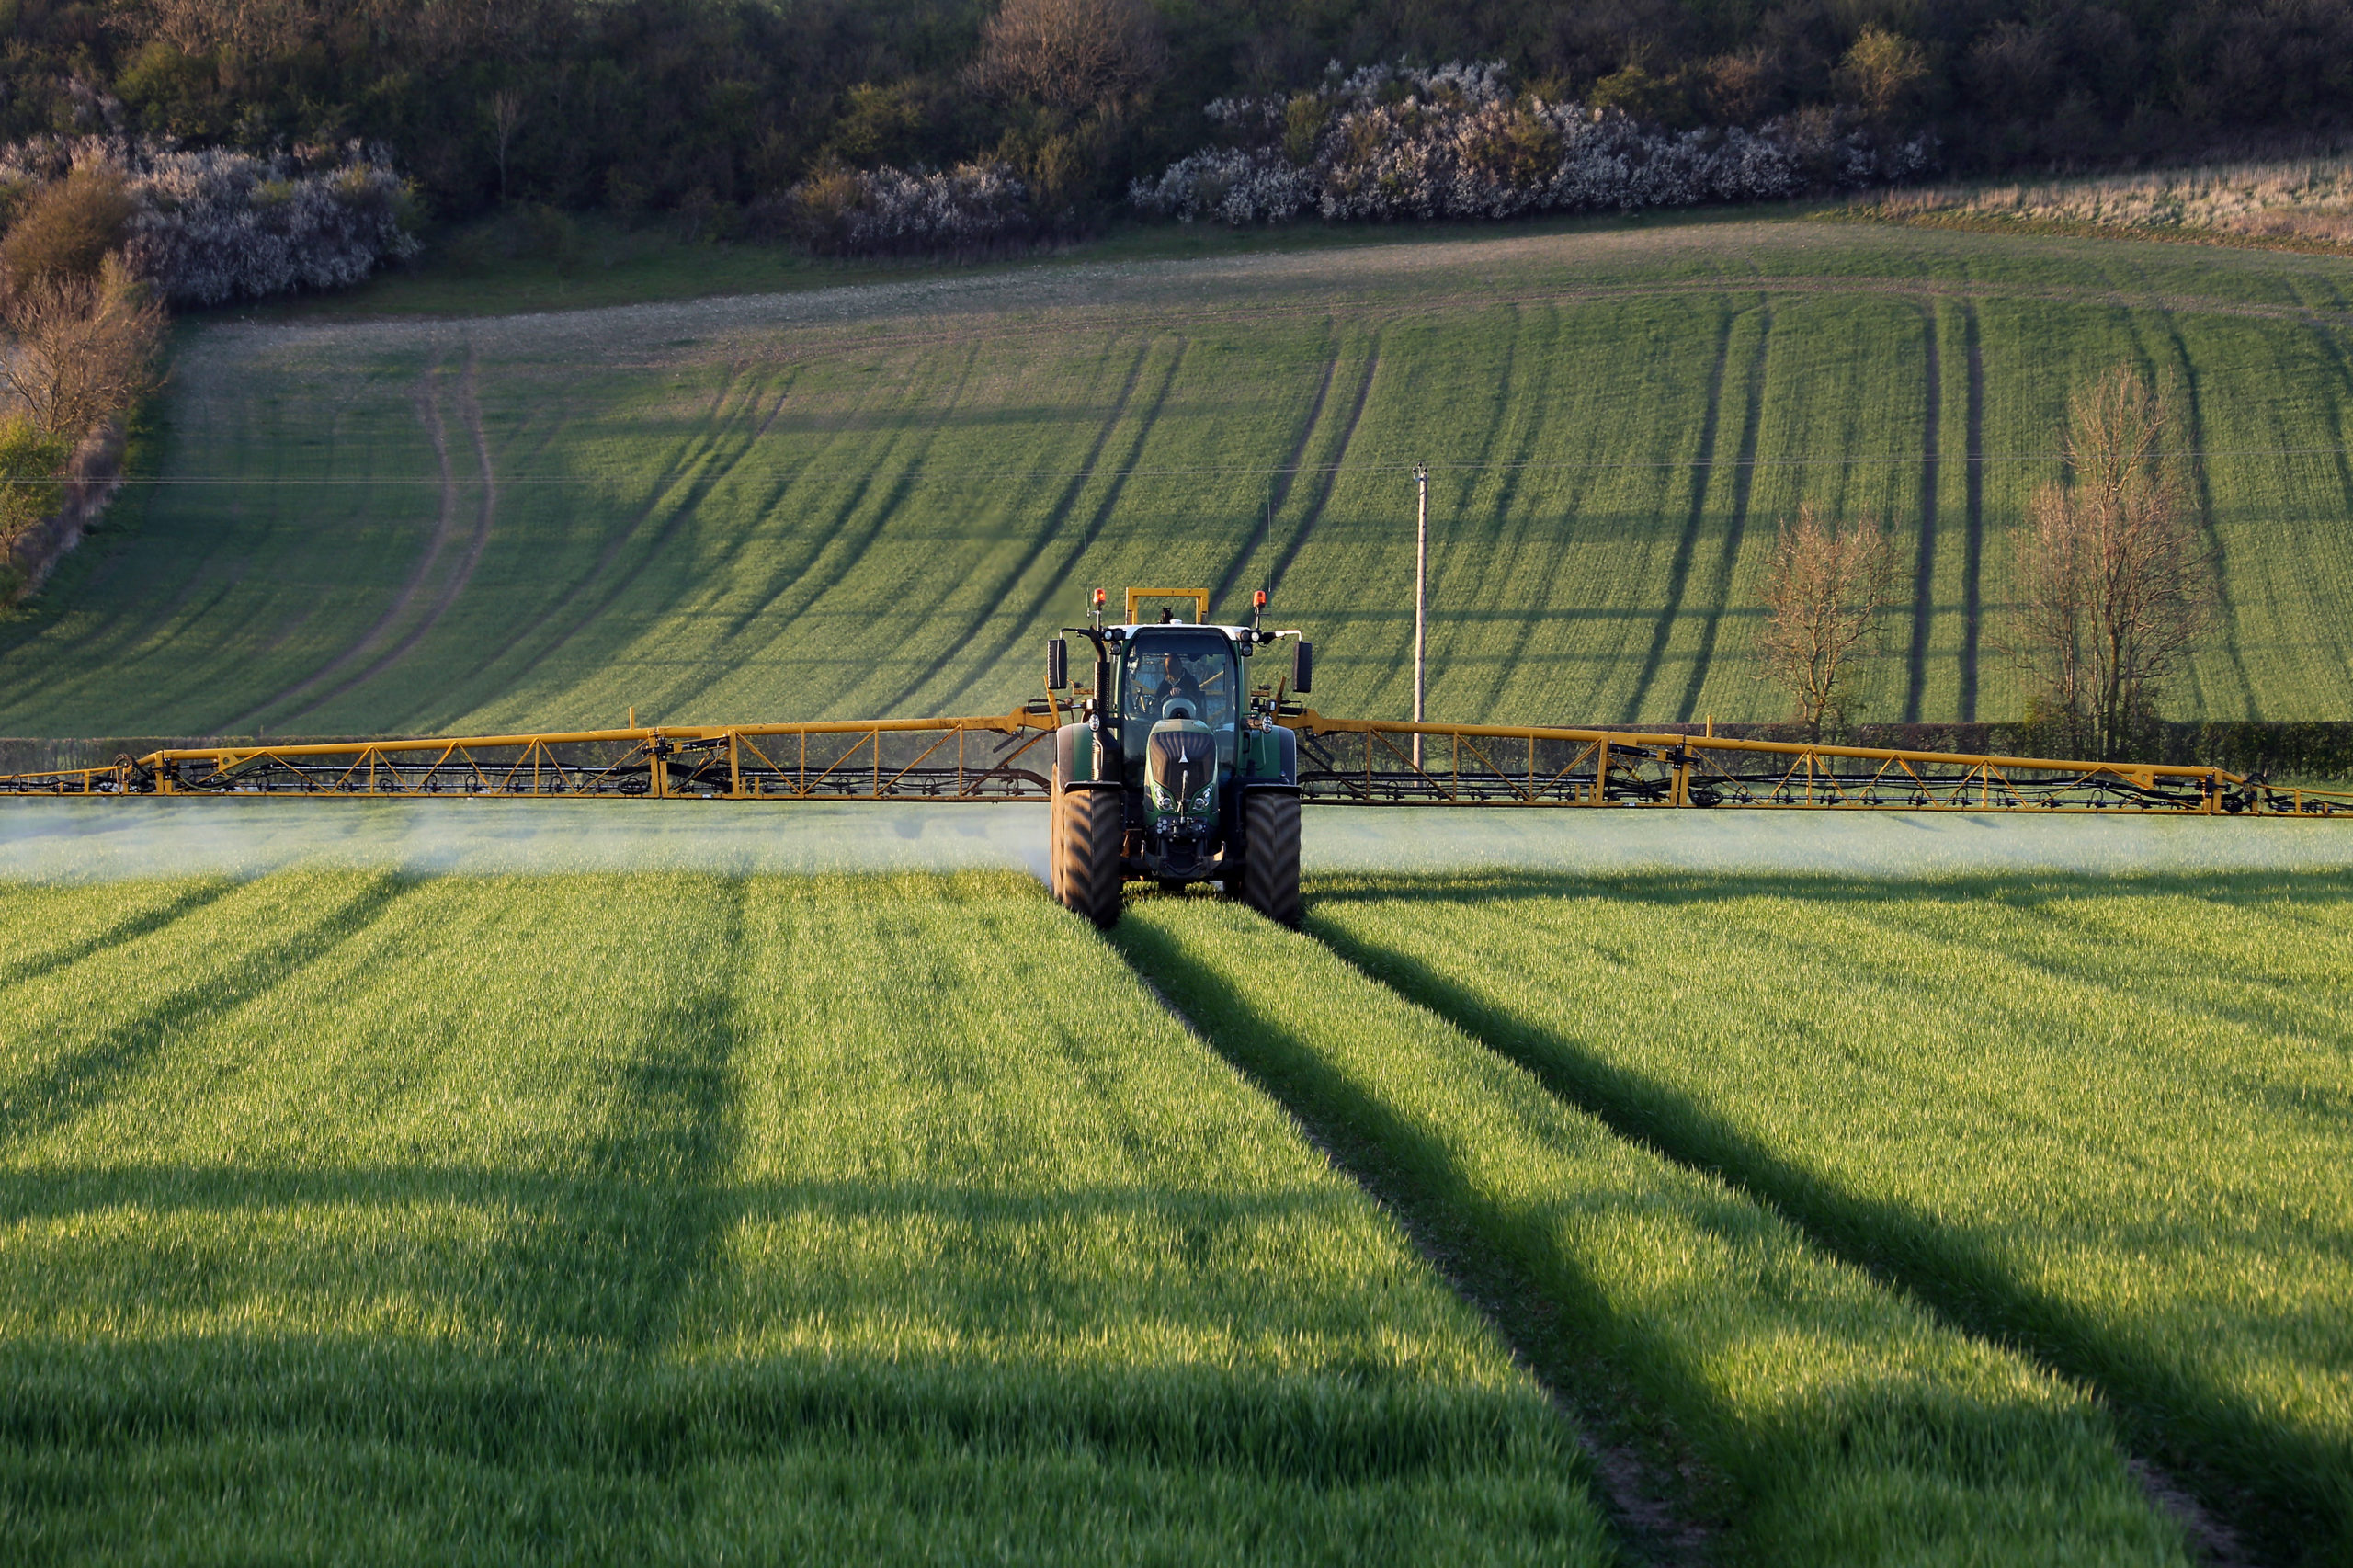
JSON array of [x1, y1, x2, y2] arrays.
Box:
[[0, 707, 2343, 816]]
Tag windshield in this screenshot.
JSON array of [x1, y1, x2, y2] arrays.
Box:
[[1120, 630, 1238, 766]]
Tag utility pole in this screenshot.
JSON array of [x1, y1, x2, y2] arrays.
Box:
[[1413, 462, 1427, 770]]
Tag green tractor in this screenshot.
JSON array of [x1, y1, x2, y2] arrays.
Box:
[[1046, 587, 1310, 928]]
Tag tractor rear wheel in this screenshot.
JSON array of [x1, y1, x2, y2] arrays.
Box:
[[1057, 786, 1124, 927], [1241, 792, 1302, 927]]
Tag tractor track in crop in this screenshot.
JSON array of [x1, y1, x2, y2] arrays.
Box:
[[923, 340, 1191, 716], [1675, 308, 1773, 722], [1207, 344, 1339, 617], [227, 358, 481, 729], [724, 345, 986, 684], [483, 359, 767, 697], [1621, 307, 1735, 725], [909, 339, 1157, 712], [277, 352, 505, 727], [2156, 312, 2260, 719], [678, 371, 801, 619], [1477, 309, 1592, 718], [1902, 306, 1942, 722], [1262, 340, 1381, 604], [1114, 937, 1715, 1568], [1300, 905, 2283, 1567]]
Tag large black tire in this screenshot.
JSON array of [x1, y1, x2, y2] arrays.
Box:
[[1241, 791, 1302, 927], [1058, 785, 1125, 927]]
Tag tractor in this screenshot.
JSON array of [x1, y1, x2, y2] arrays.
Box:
[[1045, 588, 1310, 928]]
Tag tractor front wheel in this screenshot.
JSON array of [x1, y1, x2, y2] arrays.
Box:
[[1241, 792, 1302, 927], [1057, 785, 1124, 927]]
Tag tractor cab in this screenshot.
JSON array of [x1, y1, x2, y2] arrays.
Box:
[[1117, 626, 1242, 874], [1044, 586, 1310, 926], [1119, 627, 1241, 767]]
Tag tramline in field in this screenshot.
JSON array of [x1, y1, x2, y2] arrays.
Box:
[[3, 587, 2344, 928]]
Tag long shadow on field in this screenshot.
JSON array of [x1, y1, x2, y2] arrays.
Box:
[[480, 881, 750, 1354], [0, 879, 240, 993], [0, 1154, 1554, 1490], [0, 876, 412, 1150], [0, 1328, 1556, 1489], [1108, 915, 1733, 1560], [1302, 875, 2346, 1565]]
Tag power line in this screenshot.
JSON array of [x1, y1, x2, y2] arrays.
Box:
[[25, 441, 2353, 486]]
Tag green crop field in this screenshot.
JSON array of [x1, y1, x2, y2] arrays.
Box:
[[6, 206, 2351, 1563], [1304, 868, 2353, 1565], [0, 869, 1614, 1564], [6, 858, 2348, 1562], [6, 213, 2353, 739]]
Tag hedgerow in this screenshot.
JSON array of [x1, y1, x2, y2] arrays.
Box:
[[1133, 62, 1933, 226], [0, 137, 418, 306]]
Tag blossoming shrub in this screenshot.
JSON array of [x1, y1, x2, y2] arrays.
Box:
[[0, 138, 419, 304], [1133, 61, 1934, 225], [782, 160, 1037, 257]]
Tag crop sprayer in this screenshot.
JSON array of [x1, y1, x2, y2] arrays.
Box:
[[3, 587, 2344, 928]]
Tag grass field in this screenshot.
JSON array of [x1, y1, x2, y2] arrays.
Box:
[[0, 869, 1620, 1564], [1305, 869, 2353, 1564], [7, 858, 2347, 1560], [6, 214, 2353, 737], [1111, 896, 2189, 1566]]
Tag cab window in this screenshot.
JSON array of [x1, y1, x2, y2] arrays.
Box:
[[1120, 631, 1238, 762]]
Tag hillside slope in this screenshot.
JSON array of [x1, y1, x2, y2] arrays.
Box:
[[6, 217, 2353, 737]]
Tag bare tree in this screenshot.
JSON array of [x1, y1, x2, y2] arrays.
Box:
[[1756, 502, 1895, 742], [970, 0, 1167, 113], [2013, 365, 2210, 758], [0, 256, 168, 443], [488, 89, 527, 206]]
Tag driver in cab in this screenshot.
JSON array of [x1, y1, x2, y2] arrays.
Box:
[[1133, 650, 1207, 721]]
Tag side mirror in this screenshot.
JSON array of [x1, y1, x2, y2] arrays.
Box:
[[1292, 640, 1313, 695], [1047, 637, 1069, 691]]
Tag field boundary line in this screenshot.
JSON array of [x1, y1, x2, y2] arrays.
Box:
[[1302, 906, 2293, 1566], [588, 274, 2353, 384]]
